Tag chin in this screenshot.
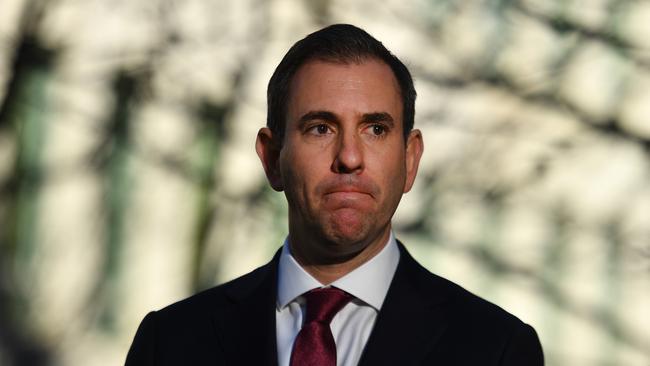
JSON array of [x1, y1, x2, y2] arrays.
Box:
[[322, 210, 373, 246]]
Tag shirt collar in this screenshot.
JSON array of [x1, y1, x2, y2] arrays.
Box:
[[276, 232, 400, 311]]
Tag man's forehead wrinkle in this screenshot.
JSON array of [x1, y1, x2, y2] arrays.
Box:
[[323, 76, 365, 91]]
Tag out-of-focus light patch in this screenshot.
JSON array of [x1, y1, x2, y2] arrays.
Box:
[[120, 154, 198, 319], [438, 2, 500, 70], [561, 0, 611, 30], [219, 142, 265, 198], [622, 277, 650, 354], [515, 0, 554, 18], [270, 0, 312, 41], [60, 331, 127, 366], [541, 139, 646, 224], [413, 81, 448, 128], [49, 71, 113, 130], [393, 171, 426, 228], [410, 117, 473, 173], [436, 193, 489, 246], [53, 1, 162, 68], [497, 205, 549, 269], [30, 174, 104, 341], [620, 73, 650, 139], [411, 42, 463, 80], [37, 0, 86, 48], [522, 103, 583, 142], [622, 186, 650, 257], [0, 0, 26, 101], [220, 103, 267, 197], [440, 247, 492, 298], [152, 45, 240, 106], [427, 88, 575, 193], [40, 108, 103, 170], [331, 0, 445, 73], [134, 102, 196, 158], [246, 47, 279, 108], [552, 302, 618, 366], [0, 0, 25, 43], [442, 87, 523, 134], [356, 14, 429, 68], [206, 196, 283, 284], [619, 1, 650, 50], [229, 206, 283, 270], [495, 11, 565, 93], [615, 344, 650, 366], [495, 276, 543, 328], [520, 0, 610, 31], [559, 230, 609, 304], [174, 0, 225, 42], [228, 97, 266, 150], [559, 41, 629, 122], [473, 125, 554, 189]]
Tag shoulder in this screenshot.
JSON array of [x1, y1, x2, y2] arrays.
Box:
[[155, 259, 275, 323], [125, 260, 277, 365], [398, 243, 529, 330], [396, 244, 544, 364], [438, 279, 544, 364], [437, 272, 521, 325]]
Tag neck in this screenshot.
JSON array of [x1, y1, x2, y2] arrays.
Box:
[[288, 228, 391, 285]]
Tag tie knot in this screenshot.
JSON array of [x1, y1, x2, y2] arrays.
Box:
[[303, 287, 353, 324]]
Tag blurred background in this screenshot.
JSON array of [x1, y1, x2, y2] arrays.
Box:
[[1, 0, 649, 365]]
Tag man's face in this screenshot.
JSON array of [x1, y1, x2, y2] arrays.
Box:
[[257, 59, 423, 260]]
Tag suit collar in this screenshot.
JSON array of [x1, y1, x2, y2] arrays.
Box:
[[358, 241, 451, 366], [277, 233, 400, 311], [210, 241, 452, 366]]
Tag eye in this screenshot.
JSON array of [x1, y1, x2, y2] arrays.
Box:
[[371, 124, 386, 136], [306, 123, 332, 136]]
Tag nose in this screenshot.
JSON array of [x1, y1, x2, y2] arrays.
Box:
[[331, 130, 363, 174]]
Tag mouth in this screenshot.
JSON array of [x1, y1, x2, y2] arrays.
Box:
[[325, 186, 372, 197], [316, 177, 379, 203], [322, 186, 374, 208]]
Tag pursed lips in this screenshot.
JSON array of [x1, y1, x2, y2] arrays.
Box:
[[324, 186, 373, 200]]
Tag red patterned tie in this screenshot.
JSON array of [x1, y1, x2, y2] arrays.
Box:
[[289, 287, 353, 366]]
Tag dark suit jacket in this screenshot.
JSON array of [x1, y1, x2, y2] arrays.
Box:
[[125, 243, 544, 365]]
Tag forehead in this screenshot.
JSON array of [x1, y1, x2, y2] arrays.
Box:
[[286, 59, 402, 120]]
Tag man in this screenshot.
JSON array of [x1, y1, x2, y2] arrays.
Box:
[[126, 24, 544, 365]]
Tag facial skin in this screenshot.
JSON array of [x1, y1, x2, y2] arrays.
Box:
[[257, 59, 423, 284]]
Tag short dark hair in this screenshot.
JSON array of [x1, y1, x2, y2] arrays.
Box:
[[267, 24, 416, 142]]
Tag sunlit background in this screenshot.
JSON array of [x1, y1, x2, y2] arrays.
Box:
[[1, 0, 649, 365]]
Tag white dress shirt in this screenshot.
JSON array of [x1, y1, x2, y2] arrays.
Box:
[[275, 232, 400, 366]]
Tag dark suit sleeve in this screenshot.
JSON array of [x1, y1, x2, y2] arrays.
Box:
[[125, 312, 157, 366], [500, 323, 544, 366]]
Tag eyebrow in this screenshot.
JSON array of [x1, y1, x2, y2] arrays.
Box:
[[361, 112, 394, 127], [298, 110, 340, 125], [297, 110, 395, 127]]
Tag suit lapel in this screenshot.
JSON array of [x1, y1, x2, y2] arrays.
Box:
[[358, 243, 451, 366], [212, 250, 281, 366], [209, 243, 451, 365]]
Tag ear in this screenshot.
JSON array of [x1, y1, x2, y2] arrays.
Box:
[[403, 129, 423, 193], [256, 127, 284, 191]]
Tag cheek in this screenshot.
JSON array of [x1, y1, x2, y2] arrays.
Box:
[[280, 152, 323, 202], [376, 152, 407, 198], [285, 143, 329, 177]]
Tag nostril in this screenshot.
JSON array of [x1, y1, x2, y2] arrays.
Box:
[[331, 134, 364, 174], [332, 154, 363, 174]]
